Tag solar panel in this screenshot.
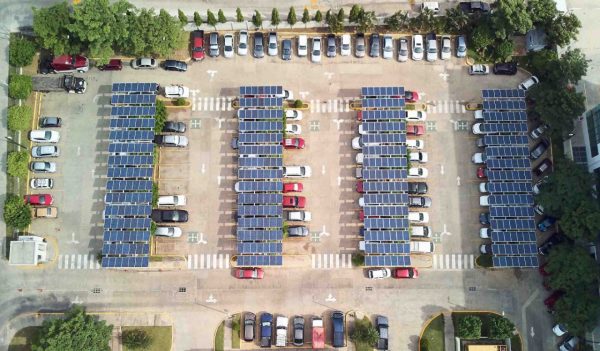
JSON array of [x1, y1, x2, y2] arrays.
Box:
[[487, 170, 532, 182], [239, 145, 283, 156], [108, 155, 153, 166], [238, 157, 283, 168], [238, 193, 283, 205], [237, 109, 284, 120], [103, 243, 150, 255], [103, 230, 151, 242], [106, 180, 153, 191], [237, 242, 283, 254], [363, 157, 407, 168], [485, 146, 529, 158], [483, 100, 526, 111], [237, 205, 282, 216], [491, 243, 537, 255], [109, 118, 155, 129], [364, 243, 411, 254], [486, 159, 531, 170], [363, 181, 408, 193], [238, 133, 283, 144], [361, 134, 407, 145], [112, 82, 158, 94], [108, 130, 154, 141], [482, 89, 526, 99], [107, 167, 153, 179], [480, 123, 528, 134], [492, 255, 538, 268], [238, 169, 283, 179], [111, 106, 157, 117], [236, 255, 283, 266], [361, 98, 405, 109], [364, 193, 409, 205], [111, 94, 157, 105], [483, 135, 529, 146], [363, 169, 407, 180], [364, 255, 411, 267], [363, 230, 410, 241], [239, 121, 283, 132], [239, 86, 283, 96], [361, 122, 406, 132], [487, 194, 534, 205], [364, 206, 409, 217], [363, 145, 407, 156], [101, 256, 149, 268], [361, 86, 404, 98], [490, 231, 536, 243], [237, 229, 284, 241], [235, 181, 283, 192], [490, 206, 535, 218], [486, 182, 532, 194], [360, 110, 407, 121], [238, 217, 283, 228], [108, 143, 154, 154], [104, 217, 151, 229], [490, 218, 535, 230], [364, 218, 409, 229], [105, 192, 152, 204], [238, 97, 283, 108], [483, 111, 527, 123], [104, 205, 152, 217]]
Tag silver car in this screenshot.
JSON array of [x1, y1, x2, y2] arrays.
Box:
[[398, 38, 409, 62], [238, 30, 248, 56], [355, 33, 366, 58], [30, 161, 56, 173], [456, 35, 467, 58], [383, 35, 393, 59], [131, 57, 157, 69], [268, 32, 278, 56], [31, 145, 59, 158]]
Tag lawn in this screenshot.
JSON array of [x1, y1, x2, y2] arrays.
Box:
[[420, 314, 444, 351], [122, 326, 172, 351], [215, 321, 224, 351], [232, 314, 240, 349], [8, 326, 39, 351]]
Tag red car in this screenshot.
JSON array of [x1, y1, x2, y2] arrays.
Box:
[[98, 59, 122, 71], [394, 267, 419, 279], [282, 138, 305, 149], [538, 262, 551, 276], [283, 182, 303, 193], [357, 111, 363, 121], [24, 194, 53, 206], [282, 196, 306, 208], [405, 91, 420, 103], [407, 124, 425, 136], [50, 54, 89, 73], [544, 290, 564, 309], [191, 30, 205, 61], [477, 166, 487, 179], [356, 181, 364, 193], [234, 267, 264, 279], [359, 210, 364, 221]]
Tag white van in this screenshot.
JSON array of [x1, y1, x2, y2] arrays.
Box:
[[164, 85, 189, 98], [410, 240, 435, 253], [411, 226, 431, 238], [421, 1, 440, 14], [298, 35, 308, 57], [157, 195, 187, 207]]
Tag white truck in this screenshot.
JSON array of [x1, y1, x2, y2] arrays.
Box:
[[275, 316, 288, 347]]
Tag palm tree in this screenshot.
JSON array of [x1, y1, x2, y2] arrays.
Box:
[[445, 7, 470, 34]]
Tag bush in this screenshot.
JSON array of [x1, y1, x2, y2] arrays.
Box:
[[351, 253, 365, 267], [293, 99, 303, 108], [122, 329, 152, 350], [350, 316, 379, 346], [173, 98, 187, 106], [456, 315, 482, 339], [4, 194, 32, 230], [8, 74, 33, 99], [152, 182, 159, 207], [8, 105, 32, 131], [7, 151, 29, 179], [154, 100, 167, 133], [9, 37, 36, 67], [488, 315, 515, 339]]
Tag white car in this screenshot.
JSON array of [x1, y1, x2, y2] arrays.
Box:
[[286, 211, 312, 222], [30, 178, 53, 189], [409, 152, 428, 163], [283, 166, 312, 178], [268, 32, 278, 56], [408, 211, 429, 223], [298, 35, 308, 57], [352, 136, 363, 150], [223, 34, 234, 58], [356, 153, 364, 164], [311, 37, 322, 63], [408, 167, 428, 178], [285, 110, 303, 121], [406, 110, 427, 121], [479, 182, 488, 193], [552, 324, 568, 337], [406, 139, 424, 150], [157, 195, 187, 207], [340, 34, 351, 56], [519, 76, 539, 91], [31, 145, 59, 158], [29, 130, 60, 143], [479, 227, 489, 239], [156, 135, 189, 147], [469, 64, 490, 75], [155, 226, 182, 238], [285, 124, 302, 135], [398, 38, 409, 62], [440, 36, 451, 60], [164, 85, 189, 98], [472, 152, 486, 164], [30, 161, 56, 173], [474, 110, 484, 120], [479, 195, 490, 206], [472, 123, 484, 135], [412, 35, 424, 61], [238, 30, 248, 56], [367, 268, 391, 279], [426, 35, 437, 62], [382, 35, 393, 59]]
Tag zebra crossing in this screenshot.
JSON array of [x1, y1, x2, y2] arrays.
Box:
[[311, 253, 353, 269], [58, 254, 102, 270], [426, 100, 467, 114], [309, 99, 354, 113], [191, 96, 235, 112], [432, 254, 475, 270], [187, 253, 230, 270]]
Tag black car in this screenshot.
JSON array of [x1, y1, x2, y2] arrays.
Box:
[[231, 137, 239, 150], [163, 121, 186, 133], [534, 158, 552, 176], [253, 32, 264, 58], [327, 34, 337, 58], [530, 138, 550, 160], [375, 316, 389, 351], [288, 226, 309, 237], [282, 39, 292, 60], [493, 62, 517, 75], [332, 311, 344, 347], [370, 33, 380, 57], [292, 316, 304, 346], [538, 233, 569, 255], [407, 182, 428, 194], [163, 59, 187, 72], [459, 1, 491, 13], [479, 212, 490, 225], [151, 209, 189, 223], [39, 117, 62, 128], [38, 55, 53, 74]]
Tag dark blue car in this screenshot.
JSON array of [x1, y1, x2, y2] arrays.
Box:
[[332, 311, 344, 347], [260, 313, 273, 347], [537, 216, 556, 232]]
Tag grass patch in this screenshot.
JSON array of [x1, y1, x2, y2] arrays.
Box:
[[510, 334, 522, 351], [353, 316, 374, 351], [476, 254, 493, 268], [9, 326, 39, 351], [420, 314, 444, 351], [121, 326, 171, 351], [231, 314, 241, 349], [149, 255, 163, 262], [215, 321, 224, 351]]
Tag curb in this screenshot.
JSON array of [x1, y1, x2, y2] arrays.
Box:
[[417, 312, 443, 351]]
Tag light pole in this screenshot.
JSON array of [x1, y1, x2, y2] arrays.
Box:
[[5, 136, 27, 150]]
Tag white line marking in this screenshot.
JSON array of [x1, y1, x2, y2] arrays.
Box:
[[187, 255, 192, 269], [58, 255, 64, 269], [225, 254, 230, 268], [200, 254, 205, 269]]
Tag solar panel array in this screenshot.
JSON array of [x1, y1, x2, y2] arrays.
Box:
[[481, 89, 537, 268], [236, 86, 285, 266], [360, 87, 412, 267], [102, 82, 157, 268]]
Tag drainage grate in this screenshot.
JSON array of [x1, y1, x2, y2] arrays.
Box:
[[468, 286, 476, 292], [179, 287, 187, 293], [92, 288, 102, 294], [365, 287, 373, 291]]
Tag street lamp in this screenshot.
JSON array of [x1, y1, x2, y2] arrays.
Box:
[[5, 136, 27, 150]]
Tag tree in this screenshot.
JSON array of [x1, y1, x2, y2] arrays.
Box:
[[557, 49, 589, 85], [193, 11, 202, 27], [337, 8, 345, 22], [491, 0, 533, 39], [525, 49, 559, 80], [559, 201, 600, 241], [444, 7, 470, 34], [33, 2, 77, 55], [206, 10, 218, 28], [7, 151, 29, 179], [554, 288, 600, 335], [122, 329, 152, 350], [494, 39, 514, 63], [218, 9, 226, 23], [124, 7, 184, 57], [32, 306, 113, 351], [271, 8, 280, 26], [547, 244, 599, 291], [8, 74, 32, 100], [325, 9, 332, 23], [384, 11, 410, 32], [350, 317, 379, 346], [470, 21, 495, 55], [410, 8, 436, 33], [236, 8, 244, 22], [7, 105, 32, 131], [527, 0, 558, 25], [4, 194, 31, 230], [546, 13, 581, 47], [154, 100, 167, 134], [287, 7, 297, 26], [488, 315, 515, 339], [529, 84, 585, 141], [252, 11, 263, 28], [349, 5, 362, 23], [9, 37, 36, 67], [314, 10, 323, 23], [302, 8, 310, 24], [178, 9, 187, 25], [456, 315, 482, 339], [356, 9, 377, 33], [327, 13, 344, 33]]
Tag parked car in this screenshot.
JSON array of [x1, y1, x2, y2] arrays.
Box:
[[370, 33, 380, 57], [409, 152, 428, 163], [260, 313, 273, 348], [326, 34, 337, 57], [477, 166, 487, 179], [426, 33, 437, 62], [154, 227, 182, 238], [404, 90, 419, 102], [283, 166, 312, 178], [331, 311, 345, 348], [407, 124, 425, 135], [163, 121, 186, 133], [408, 211, 429, 223], [282, 196, 306, 208], [209, 32, 219, 57], [157, 195, 186, 207], [164, 85, 189, 98], [293, 316, 305, 346], [283, 182, 303, 193], [30, 178, 53, 189], [285, 110, 303, 121], [286, 211, 312, 222], [408, 182, 428, 194], [268, 32, 278, 56], [412, 225, 430, 237], [493, 62, 518, 75], [191, 30, 205, 60], [412, 35, 424, 61], [163, 59, 187, 72], [244, 312, 256, 342], [285, 124, 301, 135], [398, 38, 409, 62], [406, 110, 427, 121], [31, 145, 59, 158], [552, 324, 568, 337], [282, 39, 292, 60], [29, 130, 60, 143], [238, 30, 248, 56], [537, 216, 557, 232], [456, 35, 467, 57], [298, 35, 308, 56], [530, 124, 548, 139], [382, 35, 393, 59], [31, 206, 58, 218], [355, 33, 366, 57], [559, 336, 578, 351], [97, 59, 122, 71], [340, 34, 351, 56], [223, 34, 234, 58], [253, 32, 264, 58], [288, 225, 309, 237], [534, 158, 552, 176], [406, 139, 424, 150], [459, 1, 491, 13], [530, 138, 550, 160], [519, 76, 540, 91], [311, 37, 322, 63], [408, 196, 432, 207], [394, 267, 418, 279], [538, 232, 566, 255], [39, 117, 62, 128], [408, 167, 428, 178], [30, 161, 56, 173], [131, 57, 157, 69], [367, 268, 391, 279], [376, 316, 389, 351], [24, 194, 53, 206], [440, 36, 451, 60], [533, 176, 549, 195], [235, 267, 264, 279], [154, 135, 188, 147], [544, 290, 565, 309], [151, 209, 189, 223], [479, 212, 490, 225], [282, 138, 305, 149], [469, 64, 489, 75]]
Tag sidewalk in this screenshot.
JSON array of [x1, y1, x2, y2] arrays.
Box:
[[223, 317, 232, 350], [443, 312, 455, 351]]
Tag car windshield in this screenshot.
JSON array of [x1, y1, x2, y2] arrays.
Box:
[[313, 49, 320, 55], [415, 47, 423, 53], [443, 46, 450, 52], [342, 44, 349, 49], [269, 43, 276, 49], [428, 48, 436, 53]]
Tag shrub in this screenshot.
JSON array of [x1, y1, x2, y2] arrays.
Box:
[[488, 315, 515, 339], [122, 329, 152, 350], [7, 151, 29, 179], [8, 74, 32, 99], [314, 10, 323, 22], [7, 105, 32, 131], [351, 253, 365, 267], [456, 315, 482, 339], [4, 194, 31, 229], [236, 8, 244, 22], [218, 9, 226, 23], [154, 100, 167, 133], [9, 37, 36, 67], [293, 99, 303, 108], [178, 10, 187, 25], [152, 182, 159, 207], [173, 98, 187, 106]]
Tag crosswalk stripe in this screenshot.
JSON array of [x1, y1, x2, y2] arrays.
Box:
[[64, 255, 70, 269], [312, 254, 316, 268], [187, 255, 192, 269], [451, 254, 456, 269], [226, 97, 233, 111], [83, 255, 88, 269], [333, 99, 338, 113], [213, 254, 218, 269], [200, 254, 205, 269], [316, 99, 321, 113], [469, 254, 475, 269], [309, 100, 315, 113], [218, 254, 223, 269], [90, 255, 96, 269], [457, 254, 462, 269], [194, 254, 199, 269], [225, 254, 230, 268], [77, 255, 82, 269]]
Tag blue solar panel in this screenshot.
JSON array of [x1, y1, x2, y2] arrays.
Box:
[[236, 255, 283, 266], [364, 218, 409, 229], [487, 170, 532, 182], [107, 167, 153, 179], [490, 218, 535, 230], [235, 181, 283, 192], [360, 110, 407, 120], [103, 230, 151, 242], [363, 157, 407, 168], [238, 169, 283, 179], [483, 135, 529, 146], [239, 97, 283, 108], [363, 145, 406, 156], [109, 130, 154, 141], [492, 243, 537, 255], [237, 242, 283, 254], [108, 143, 154, 154], [487, 194, 533, 205], [112, 82, 158, 94], [238, 217, 283, 228], [237, 109, 283, 119], [111, 106, 156, 117], [239, 86, 283, 96], [103, 243, 150, 255], [238, 193, 283, 204], [101, 256, 149, 268], [361, 86, 404, 97], [483, 111, 527, 122], [491, 231, 536, 243], [363, 181, 408, 193], [492, 255, 538, 268], [104, 217, 151, 229], [238, 205, 282, 216], [362, 98, 405, 109], [361, 134, 407, 145], [485, 146, 529, 158], [111, 94, 156, 105], [361, 122, 406, 132], [239, 157, 283, 168], [364, 206, 408, 216], [106, 180, 153, 191], [239, 121, 283, 132], [239, 145, 283, 156], [108, 155, 153, 166], [105, 192, 152, 204], [364, 255, 411, 267], [364, 242, 410, 254], [238, 133, 283, 144], [483, 100, 526, 111], [237, 229, 283, 241], [486, 159, 531, 170], [104, 205, 151, 217], [490, 206, 535, 218], [479, 123, 528, 134], [109, 118, 155, 129], [363, 230, 410, 241], [482, 89, 526, 99], [363, 169, 407, 180], [363, 193, 408, 204]]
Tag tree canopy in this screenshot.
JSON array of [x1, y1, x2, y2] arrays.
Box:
[[554, 288, 600, 335], [491, 0, 533, 39], [529, 83, 585, 141], [527, 0, 558, 25], [547, 244, 599, 291], [9, 37, 37, 67], [287, 7, 297, 26], [546, 13, 581, 47], [4, 194, 31, 230], [456, 316, 482, 339]]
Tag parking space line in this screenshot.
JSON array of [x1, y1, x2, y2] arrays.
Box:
[[187, 255, 192, 269], [58, 255, 64, 269], [200, 254, 205, 269], [77, 255, 82, 269], [225, 254, 230, 268]]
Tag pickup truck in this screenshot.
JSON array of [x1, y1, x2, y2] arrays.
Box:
[[32, 75, 87, 94], [260, 313, 273, 348], [376, 316, 389, 350], [275, 316, 288, 347]]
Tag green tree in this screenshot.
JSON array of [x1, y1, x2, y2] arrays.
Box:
[[384, 11, 410, 32], [494, 39, 514, 62], [236, 8, 244, 22], [350, 317, 379, 346], [155, 100, 167, 134], [349, 5, 362, 23], [491, 0, 533, 39], [125, 8, 185, 57], [206, 10, 218, 28], [193, 11, 202, 27], [357, 9, 377, 33], [410, 8, 436, 33], [554, 288, 600, 335], [547, 244, 599, 291], [271, 8, 280, 26], [218, 9, 226, 23], [327, 13, 344, 33], [7, 105, 32, 131], [470, 21, 495, 54], [546, 13, 581, 47], [7, 151, 29, 179], [314, 10, 323, 23], [325, 9, 332, 23], [178, 9, 187, 25], [9, 37, 36, 67], [68, 0, 119, 64], [338, 8, 345, 22], [556, 49, 589, 85], [8, 74, 32, 100], [32, 306, 113, 351], [529, 83, 586, 141], [527, 0, 558, 24], [32, 2, 76, 55], [456, 316, 482, 339], [287, 7, 297, 26], [4, 194, 31, 230], [559, 201, 600, 242], [444, 7, 470, 34], [488, 315, 515, 339], [525, 49, 559, 79], [122, 329, 152, 350], [252, 10, 263, 28], [302, 8, 310, 24]]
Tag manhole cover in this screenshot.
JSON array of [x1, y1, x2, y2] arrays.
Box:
[[365, 287, 373, 291], [468, 286, 476, 292], [179, 287, 187, 293], [92, 288, 102, 294]]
